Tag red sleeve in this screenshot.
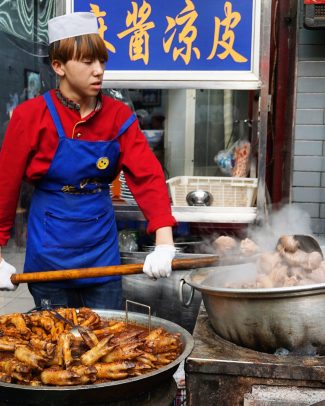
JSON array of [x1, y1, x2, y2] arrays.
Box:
[[0, 107, 31, 246], [117, 111, 177, 234]]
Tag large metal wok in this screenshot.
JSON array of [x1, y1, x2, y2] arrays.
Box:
[[0, 310, 194, 406], [180, 263, 325, 353]]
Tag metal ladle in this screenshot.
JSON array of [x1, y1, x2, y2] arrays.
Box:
[[40, 299, 82, 338], [49, 308, 82, 338], [276, 234, 323, 257]]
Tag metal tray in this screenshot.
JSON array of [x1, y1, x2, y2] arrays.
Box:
[[0, 310, 194, 406]]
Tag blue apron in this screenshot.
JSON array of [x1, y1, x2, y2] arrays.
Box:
[[24, 91, 136, 288]]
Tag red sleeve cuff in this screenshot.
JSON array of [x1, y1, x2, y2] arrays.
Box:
[[146, 214, 177, 234]]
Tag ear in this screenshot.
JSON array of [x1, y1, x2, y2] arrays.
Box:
[[51, 60, 65, 77]]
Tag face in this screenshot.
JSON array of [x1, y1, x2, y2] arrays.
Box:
[[52, 58, 105, 100]]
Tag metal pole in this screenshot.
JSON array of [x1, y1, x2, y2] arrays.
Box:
[[256, 0, 273, 225]]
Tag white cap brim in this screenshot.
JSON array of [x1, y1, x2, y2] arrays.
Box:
[[48, 12, 99, 44]]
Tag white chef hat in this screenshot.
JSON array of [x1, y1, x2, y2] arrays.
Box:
[[48, 12, 99, 44]]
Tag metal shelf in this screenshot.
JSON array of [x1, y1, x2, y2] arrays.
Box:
[[113, 202, 257, 224]]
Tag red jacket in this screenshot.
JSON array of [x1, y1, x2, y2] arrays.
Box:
[[0, 89, 176, 245]]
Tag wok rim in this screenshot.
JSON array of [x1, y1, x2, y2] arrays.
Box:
[[0, 310, 194, 392], [184, 265, 325, 297]]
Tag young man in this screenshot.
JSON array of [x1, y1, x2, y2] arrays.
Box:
[[0, 12, 176, 309]]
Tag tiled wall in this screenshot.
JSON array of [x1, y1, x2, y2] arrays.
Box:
[[293, 10, 325, 237]]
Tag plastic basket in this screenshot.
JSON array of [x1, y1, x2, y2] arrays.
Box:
[[166, 176, 258, 207]]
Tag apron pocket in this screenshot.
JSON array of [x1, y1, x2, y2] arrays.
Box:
[[44, 210, 112, 248]]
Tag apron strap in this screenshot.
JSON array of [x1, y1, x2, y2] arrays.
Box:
[[43, 91, 66, 139], [115, 113, 137, 139]]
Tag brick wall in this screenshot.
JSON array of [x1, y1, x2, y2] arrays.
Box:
[[293, 8, 325, 237]]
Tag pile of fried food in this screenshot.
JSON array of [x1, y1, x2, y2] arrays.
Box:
[[215, 235, 325, 288], [0, 307, 182, 386]]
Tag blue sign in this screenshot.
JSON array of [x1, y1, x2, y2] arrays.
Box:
[[68, 0, 260, 86]]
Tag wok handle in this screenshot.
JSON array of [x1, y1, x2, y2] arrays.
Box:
[[179, 279, 195, 308], [11, 255, 218, 284]]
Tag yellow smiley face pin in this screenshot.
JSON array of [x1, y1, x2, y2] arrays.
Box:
[[96, 157, 109, 170]]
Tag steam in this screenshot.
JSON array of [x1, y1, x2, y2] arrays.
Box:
[[195, 204, 322, 259], [205, 204, 325, 290], [247, 204, 313, 252]]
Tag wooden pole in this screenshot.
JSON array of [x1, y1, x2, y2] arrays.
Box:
[[11, 256, 219, 284]]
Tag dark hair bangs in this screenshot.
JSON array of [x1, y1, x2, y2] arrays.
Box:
[[49, 34, 108, 63], [74, 34, 108, 62]]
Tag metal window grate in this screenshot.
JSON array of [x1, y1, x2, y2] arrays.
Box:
[[315, 5, 325, 16], [304, 4, 325, 28]]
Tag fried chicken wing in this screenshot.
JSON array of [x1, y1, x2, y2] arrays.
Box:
[[136, 356, 156, 369], [139, 351, 158, 362], [0, 356, 33, 383], [77, 308, 101, 328], [61, 333, 74, 367], [0, 313, 31, 337], [156, 352, 178, 365], [69, 365, 97, 384], [0, 336, 28, 351], [31, 326, 48, 340], [50, 332, 74, 368], [0, 357, 31, 374], [14, 345, 49, 370], [101, 342, 142, 363], [29, 312, 55, 332], [128, 361, 152, 376], [144, 329, 181, 354], [93, 321, 127, 336], [110, 330, 144, 345], [94, 361, 135, 379], [80, 336, 114, 366], [0, 371, 11, 383], [30, 338, 56, 357], [50, 320, 66, 342], [40, 367, 83, 386]]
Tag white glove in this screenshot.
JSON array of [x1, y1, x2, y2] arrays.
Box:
[[143, 245, 176, 279], [0, 259, 17, 291]]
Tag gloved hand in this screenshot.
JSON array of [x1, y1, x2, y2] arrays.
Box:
[[0, 259, 17, 291], [143, 245, 176, 279]]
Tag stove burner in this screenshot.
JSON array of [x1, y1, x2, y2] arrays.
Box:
[[275, 344, 325, 357], [185, 306, 325, 406]]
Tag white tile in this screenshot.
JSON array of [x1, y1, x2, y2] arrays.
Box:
[[0, 285, 33, 299], [0, 297, 34, 314], [0, 296, 13, 307], [15, 285, 33, 299]]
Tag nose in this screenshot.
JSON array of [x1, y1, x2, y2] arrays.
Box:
[[93, 60, 104, 76]]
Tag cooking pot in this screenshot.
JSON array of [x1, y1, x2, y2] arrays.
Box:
[[0, 310, 194, 406], [180, 263, 325, 353]]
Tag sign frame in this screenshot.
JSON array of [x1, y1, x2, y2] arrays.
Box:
[[66, 0, 262, 89]]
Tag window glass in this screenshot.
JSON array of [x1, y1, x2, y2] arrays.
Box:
[[0, 0, 59, 247], [104, 88, 254, 179]]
